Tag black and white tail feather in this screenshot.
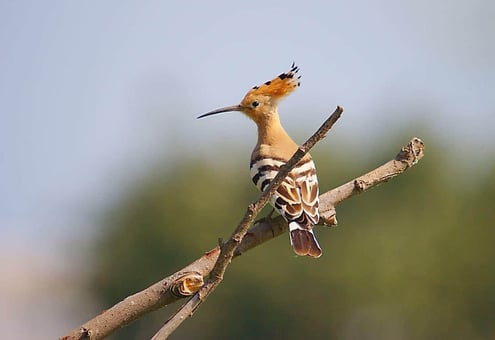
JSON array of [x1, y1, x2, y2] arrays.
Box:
[[250, 156, 322, 258]]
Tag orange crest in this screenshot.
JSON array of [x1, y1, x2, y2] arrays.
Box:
[[246, 62, 301, 99], [197, 63, 302, 122]]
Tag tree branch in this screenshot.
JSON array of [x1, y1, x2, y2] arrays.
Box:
[[60, 113, 426, 340]]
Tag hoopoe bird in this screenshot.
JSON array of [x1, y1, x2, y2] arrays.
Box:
[[198, 63, 322, 258]]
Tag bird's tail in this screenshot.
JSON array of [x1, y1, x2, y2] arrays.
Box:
[[289, 222, 322, 258]]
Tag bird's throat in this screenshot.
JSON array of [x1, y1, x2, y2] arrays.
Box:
[[254, 113, 298, 159]]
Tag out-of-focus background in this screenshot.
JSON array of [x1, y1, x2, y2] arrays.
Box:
[[1, 1, 494, 339]]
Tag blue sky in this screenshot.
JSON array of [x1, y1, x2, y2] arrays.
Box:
[[1, 0, 494, 248]]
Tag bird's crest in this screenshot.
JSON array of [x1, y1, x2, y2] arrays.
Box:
[[197, 63, 302, 121], [247, 62, 301, 99]]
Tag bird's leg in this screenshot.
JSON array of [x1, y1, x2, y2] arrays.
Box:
[[254, 208, 277, 225]]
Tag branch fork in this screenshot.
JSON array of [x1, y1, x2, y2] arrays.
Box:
[[60, 106, 426, 340]]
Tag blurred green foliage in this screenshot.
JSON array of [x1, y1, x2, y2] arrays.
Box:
[[89, 136, 495, 340]]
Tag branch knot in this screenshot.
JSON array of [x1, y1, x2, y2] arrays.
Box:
[[170, 273, 204, 297]]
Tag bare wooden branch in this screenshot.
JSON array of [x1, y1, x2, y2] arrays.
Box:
[[319, 137, 424, 208], [60, 115, 426, 340]]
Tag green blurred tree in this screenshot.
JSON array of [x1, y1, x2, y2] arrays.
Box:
[[88, 137, 495, 340]]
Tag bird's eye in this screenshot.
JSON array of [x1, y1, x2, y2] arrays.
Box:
[[251, 100, 260, 108]]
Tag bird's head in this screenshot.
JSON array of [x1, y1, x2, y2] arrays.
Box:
[[198, 63, 301, 125]]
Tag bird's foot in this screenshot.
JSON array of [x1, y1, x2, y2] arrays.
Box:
[[254, 208, 276, 225]]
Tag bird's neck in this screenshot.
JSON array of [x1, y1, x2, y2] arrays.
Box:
[[254, 112, 298, 159], [256, 112, 285, 143]]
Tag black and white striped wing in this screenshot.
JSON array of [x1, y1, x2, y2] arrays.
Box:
[[250, 157, 319, 227], [250, 157, 322, 257]]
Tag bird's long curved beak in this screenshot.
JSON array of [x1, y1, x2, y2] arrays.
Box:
[[197, 105, 242, 119]]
